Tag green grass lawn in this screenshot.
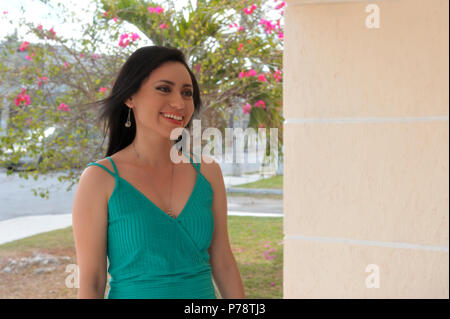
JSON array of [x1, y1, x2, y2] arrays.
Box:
[[227, 192, 283, 201], [0, 215, 283, 299], [234, 175, 283, 189]]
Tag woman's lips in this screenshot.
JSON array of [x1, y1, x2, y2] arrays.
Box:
[[160, 113, 183, 125]]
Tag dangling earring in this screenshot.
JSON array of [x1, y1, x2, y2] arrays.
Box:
[[125, 107, 132, 127]]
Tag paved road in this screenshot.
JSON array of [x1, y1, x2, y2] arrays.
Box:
[[0, 168, 283, 222]]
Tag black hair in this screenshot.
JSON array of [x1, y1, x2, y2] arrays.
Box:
[[92, 45, 201, 157]]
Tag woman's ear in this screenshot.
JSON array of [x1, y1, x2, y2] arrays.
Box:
[[124, 97, 134, 109]]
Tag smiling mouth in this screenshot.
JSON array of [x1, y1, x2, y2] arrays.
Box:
[[160, 113, 184, 124]]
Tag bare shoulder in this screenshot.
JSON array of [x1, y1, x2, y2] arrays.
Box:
[[198, 154, 224, 189], [79, 158, 116, 202]]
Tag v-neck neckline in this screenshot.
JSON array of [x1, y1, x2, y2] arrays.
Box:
[[107, 156, 199, 222]]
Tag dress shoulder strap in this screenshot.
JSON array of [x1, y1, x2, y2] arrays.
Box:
[[86, 157, 119, 178], [181, 151, 200, 172]]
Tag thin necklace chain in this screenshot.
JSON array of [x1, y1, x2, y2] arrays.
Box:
[[132, 142, 176, 218]]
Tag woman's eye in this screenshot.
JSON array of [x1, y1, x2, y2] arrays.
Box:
[[157, 87, 193, 97], [157, 87, 170, 92]]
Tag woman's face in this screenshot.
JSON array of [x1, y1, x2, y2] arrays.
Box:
[[125, 61, 195, 139]]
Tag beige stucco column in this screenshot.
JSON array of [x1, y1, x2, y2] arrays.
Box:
[[283, 0, 448, 298]]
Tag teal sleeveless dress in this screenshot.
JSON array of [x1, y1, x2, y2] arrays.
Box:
[[85, 151, 217, 299]]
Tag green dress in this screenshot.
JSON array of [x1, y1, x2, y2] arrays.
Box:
[[85, 151, 217, 299]]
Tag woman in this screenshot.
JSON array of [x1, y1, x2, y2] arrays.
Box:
[[72, 46, 245, 299]]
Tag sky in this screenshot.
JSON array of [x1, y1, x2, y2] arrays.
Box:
[[0, 0, 192, 53], [1, 0, 99, 42], [0, 0, 283, 55]]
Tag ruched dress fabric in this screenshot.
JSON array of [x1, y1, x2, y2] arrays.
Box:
[[85, 151, 217, 299]]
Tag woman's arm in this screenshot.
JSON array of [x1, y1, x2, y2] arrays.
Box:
[[204, 157, 246, 299], [72, 165, 109, 299]]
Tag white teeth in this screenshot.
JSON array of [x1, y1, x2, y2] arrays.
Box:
[[162, 113, 182, 121]]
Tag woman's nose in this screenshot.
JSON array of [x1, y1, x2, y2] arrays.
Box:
[[170, 95, 185, 109]]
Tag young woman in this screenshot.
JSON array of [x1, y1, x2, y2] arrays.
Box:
[[72, 46, 245, 299]]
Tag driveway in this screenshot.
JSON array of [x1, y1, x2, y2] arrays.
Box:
[[0, 168, 283, 222]]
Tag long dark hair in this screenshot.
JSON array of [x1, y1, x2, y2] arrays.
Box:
[[93, 46, 202, 157]]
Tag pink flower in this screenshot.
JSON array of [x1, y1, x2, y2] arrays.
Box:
[[242, 103, 251, 113], [37, 76, 48, 87], [278, 31, 284, 39], [247, 69, 257, 77], [148, 6, 164, 14], [15, 88, 31, 106], [37, 24, 43, 30], [103, 11, 108, 17], [259, 124, 264, 128], [130, 33, 140, 41], [63, 62, 70, 69], [119, 38, 130, 47], [273, 69, 282, 82], [25, 52, 35, 61], [242, 103, 252, 114], [229, 23, 244, 32], [243, 4, 257, 15], [79, 53, 84, 58], [118, 32, 140, 48], [91, 53, 100, 59], [259, 19, 276, 34], [48, 27, 56, 37], [194, 64, 201, 73], [270, 282, 275, 287], [3, 11, 8, 14], [257, 74, 267, 82], [237, 43, 244, 51], [19, 41, 29, 51], [275, 1, 286, 10], [264, 244, 270, 248], [238, 69, 259, 79], [254, 100, 266, 109], [58, 103, 70, 112], [159, 22, 168, 29], [99, 87, 108, 94], [113, 16, 118, 22], [118, 33, 130, 47]]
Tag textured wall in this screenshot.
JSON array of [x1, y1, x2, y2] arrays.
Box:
[[283, 0, 449, 298]]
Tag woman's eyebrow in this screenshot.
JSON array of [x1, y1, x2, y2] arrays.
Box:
[[154, 80, 192, 88]]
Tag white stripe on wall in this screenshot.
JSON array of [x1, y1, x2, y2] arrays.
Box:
[[288, 0, 393, 6], [284, 116, 449, 124], [285, 234, 449, 252]]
